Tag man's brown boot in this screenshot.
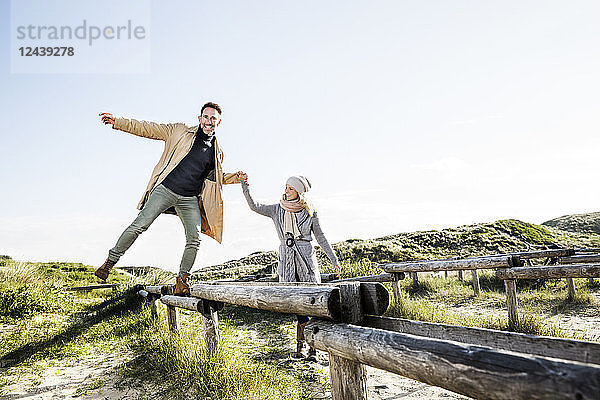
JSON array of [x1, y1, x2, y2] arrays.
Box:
[[95, 259, 116, 281], [291, 322, 307, 358], [306, 346, 317, 362], [174, 274, 190, 296]]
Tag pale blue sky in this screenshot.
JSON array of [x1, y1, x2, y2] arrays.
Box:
[[2, 1, 599, 271]]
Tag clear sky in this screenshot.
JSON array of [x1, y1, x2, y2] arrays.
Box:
[[1, 1, 599, 272]]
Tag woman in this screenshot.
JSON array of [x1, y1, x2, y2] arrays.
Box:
[[240, 174, 341, 359]]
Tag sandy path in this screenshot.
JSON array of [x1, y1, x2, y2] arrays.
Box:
[[1, 353, 150, 400]]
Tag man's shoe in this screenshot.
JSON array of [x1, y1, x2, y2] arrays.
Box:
[[95, 259, 116, 281], [174, 275, 190, 296], [305, 347, 317, 362]]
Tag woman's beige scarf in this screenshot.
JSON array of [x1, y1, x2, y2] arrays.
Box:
[[280, 195, 313, 239]]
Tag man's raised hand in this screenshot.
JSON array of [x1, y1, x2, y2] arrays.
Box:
[[99, 112, 115, 126]]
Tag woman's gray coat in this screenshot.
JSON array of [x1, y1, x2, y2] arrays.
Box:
[[242, 182, 339, 283]]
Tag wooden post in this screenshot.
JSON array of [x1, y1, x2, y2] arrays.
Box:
[[328, 282, 367, 400], [149, 298, 158, 319], [444, 270, 448, 279], [458, 270, 463, 281], [167, 304, 177, 332], [566, 278, 576, 300], [329, 354, 368, 400], [471, 269, 480, 296], [504, 279, 518, 330], [391, 273, 402, 305], [202, 301, 220, 353], [411, 272, 419, 285]]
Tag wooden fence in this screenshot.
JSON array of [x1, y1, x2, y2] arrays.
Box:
[[383, 248, 600, 329], [138, 277, 600, 400]]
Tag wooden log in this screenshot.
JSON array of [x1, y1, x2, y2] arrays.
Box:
[[189, 283, 341, 320], [160, 295, 203, 312], [358, 282, 389, 316], [166, 304, 177, 332], [252, 273, 339, 283], [328, 282, 367, 400], [496, 264, 600, 280], [566, 278, 576, 300], [338, 282, 362, 324], [320, 273, 340, 282], [146, 285, 169, 295], [505, 279, 518, 330], [331, 272, 401, 283], [202, 302, 220, 352], [255, 275, 279, 282], [384, 255, 519, 273], [559, 254, 600, 264], [575, 248, 600, 254], [362, 316, 600, 365], [496, 249, 574, 259], [68, 283, 118, 291], [305, 319, 600, 400], [471, 269, 480, 296]]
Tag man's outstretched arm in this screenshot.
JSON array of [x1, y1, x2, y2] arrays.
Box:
[[99, 112, 178, 141]]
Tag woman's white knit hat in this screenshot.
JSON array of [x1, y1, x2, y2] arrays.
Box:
[[286, 176, 311, 194]]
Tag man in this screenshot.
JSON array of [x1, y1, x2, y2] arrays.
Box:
[[95, 102, 242, 295]]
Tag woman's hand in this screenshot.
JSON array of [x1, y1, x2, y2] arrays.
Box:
[[237, 171, 248, 183], [334, 264, 341, 278]]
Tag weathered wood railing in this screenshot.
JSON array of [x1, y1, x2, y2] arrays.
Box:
[[382, 248, 600, 330], [138, 278, 600, 400]]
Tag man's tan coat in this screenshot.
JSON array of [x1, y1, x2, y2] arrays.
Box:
[[113, 117, 240, 243]]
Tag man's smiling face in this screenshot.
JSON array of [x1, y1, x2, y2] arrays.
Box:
[[198, 107, 221, 135]]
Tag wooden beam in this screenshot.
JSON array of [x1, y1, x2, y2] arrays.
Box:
[[358, 282, 389, 316], [160, 295, 203, 312], [362, 316, 600, 365], [330, 272, 401, 283], [559, 254, 600, 264], [496, 264, 600, 280], [305, 319, 600, 400], [384, 255, 519, 273], [189, 283, 341, 320], [146, 285, 169, 295]]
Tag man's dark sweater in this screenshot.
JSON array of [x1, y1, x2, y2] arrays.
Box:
[[162, 128, 215, 196]]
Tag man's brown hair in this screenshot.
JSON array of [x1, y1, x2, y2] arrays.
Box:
[[201, 102, 222, 115]]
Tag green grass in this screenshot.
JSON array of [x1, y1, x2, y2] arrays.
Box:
[[0, 260, 322, 399]]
